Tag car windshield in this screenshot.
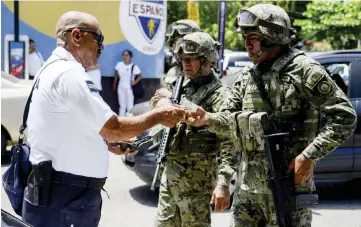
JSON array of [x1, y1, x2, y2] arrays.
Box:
[[1, 72, 21, 84]]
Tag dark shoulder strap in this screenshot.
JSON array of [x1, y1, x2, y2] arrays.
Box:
[[131, 64, 135, 79], [19, 58, 63, 142]]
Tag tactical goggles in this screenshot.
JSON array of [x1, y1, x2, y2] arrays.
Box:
[[174, 40, 200, 55], [166, 23, 198, 37], [235, 10, 290, 35], [66, 28, 104, 46]]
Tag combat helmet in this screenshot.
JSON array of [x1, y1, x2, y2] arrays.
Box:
[[235, 4, 296, 45], [166, 19, 201, 46], [173, 32, 221, 63]]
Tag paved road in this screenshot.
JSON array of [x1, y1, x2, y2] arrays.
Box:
[[2, 153, 361, 227]]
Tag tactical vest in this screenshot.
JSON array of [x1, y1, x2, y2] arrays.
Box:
[[168, 74, 223, 160], [233, 49, 320, 192]]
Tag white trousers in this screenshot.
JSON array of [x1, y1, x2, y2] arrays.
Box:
[[117, 85, 134, 116]]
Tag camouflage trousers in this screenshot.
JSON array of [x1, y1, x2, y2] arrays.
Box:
[[230, 189, 312, 227], [154, 159, 217, 227]]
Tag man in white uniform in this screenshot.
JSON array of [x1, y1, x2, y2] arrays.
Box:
[[28, 39, 45, 80], [22, 11, 186, 227]]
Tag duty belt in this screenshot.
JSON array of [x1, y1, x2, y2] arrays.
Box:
[[51, 169, 106, 190]]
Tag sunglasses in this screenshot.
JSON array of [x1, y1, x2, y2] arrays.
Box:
[[66, 28, 104, 46]]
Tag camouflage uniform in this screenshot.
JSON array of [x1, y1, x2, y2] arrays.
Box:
[[154, 32, 237, 227], [207, 4, 357, 227]]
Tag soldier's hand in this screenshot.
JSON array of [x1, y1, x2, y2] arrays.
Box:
[[211, 185, 230, 212], [154, 88, 172, 105], [185, 106, 211, 127], [106, 138, 138, 155], [157, 105, 186, 128], [287, 153, 314, 185]]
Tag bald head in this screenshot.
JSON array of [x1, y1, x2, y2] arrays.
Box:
[[56, 11, 101, 46]]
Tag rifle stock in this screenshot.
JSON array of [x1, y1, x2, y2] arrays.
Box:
[[150, 76, 184, 191]]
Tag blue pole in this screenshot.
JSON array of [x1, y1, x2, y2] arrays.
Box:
[[14, 0, 19, 41], [217, 0, 226, 78]]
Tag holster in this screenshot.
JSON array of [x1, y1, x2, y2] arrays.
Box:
[[26, 160, 52, 207]]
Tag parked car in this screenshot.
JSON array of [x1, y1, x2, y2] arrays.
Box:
[[164, 46, 174, 74], [222, 51, 250, 77], [1, 72, 32, 156], [1, 209, 32, 227], [122, 49, 361, 196]]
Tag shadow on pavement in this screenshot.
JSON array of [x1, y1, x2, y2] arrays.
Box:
[[129, 185, 159, 207], [315, 179, 361, 210]]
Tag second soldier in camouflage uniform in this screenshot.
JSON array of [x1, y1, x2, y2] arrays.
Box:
[[154, 32, 238, 227], [186, 4, 357, 227], [151, 19, 201, 107]]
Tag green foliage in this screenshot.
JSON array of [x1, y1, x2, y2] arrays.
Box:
[[167, 1, 187, 25], [294, 0, 361, 50]]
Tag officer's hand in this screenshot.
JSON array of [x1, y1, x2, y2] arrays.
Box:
[[211, 185, 230, 212], [154, 88, 172, 105], [157, 105, 186, 128], [287, 153, 314, 185], [185, 106, 211, 127]]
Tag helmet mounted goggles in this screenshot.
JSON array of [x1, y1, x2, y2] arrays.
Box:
[[235, 10, 292, 37]]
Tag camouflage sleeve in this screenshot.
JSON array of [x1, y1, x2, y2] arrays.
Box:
[[211, 86, 239, 186], [207, 72, 243, 136], [149, 66, 179, 109], [298, 63, 357, 163]]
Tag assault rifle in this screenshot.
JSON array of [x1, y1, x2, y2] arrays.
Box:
[[150, 76, 184, 191], [264, 133, 318, 227]]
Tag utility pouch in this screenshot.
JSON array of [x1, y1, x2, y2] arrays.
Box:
[[248, 112, 269, 151], [237, 111, 254, 151]]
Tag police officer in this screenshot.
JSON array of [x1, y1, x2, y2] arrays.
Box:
[[152, 19, 201, 107], [22, 11, 186, 227], [154, 32, 238, 227], [186, 4, 357, 227]]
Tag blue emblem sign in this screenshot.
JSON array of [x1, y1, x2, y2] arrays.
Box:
[[129, 0, 165, 43]]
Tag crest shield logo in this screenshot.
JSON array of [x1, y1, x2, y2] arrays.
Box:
[[129, 0, 165, 43]]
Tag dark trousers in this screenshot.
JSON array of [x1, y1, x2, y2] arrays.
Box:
[[22, 172, 104, 227]]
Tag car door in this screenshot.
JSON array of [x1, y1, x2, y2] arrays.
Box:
[[314, 56, 355, 173], [348, 58, 361, 172]]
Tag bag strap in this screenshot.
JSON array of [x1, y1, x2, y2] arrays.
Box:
[[19, 58, 63, 143], [131, 64, 135, 81], [249, 65, 274, 111]]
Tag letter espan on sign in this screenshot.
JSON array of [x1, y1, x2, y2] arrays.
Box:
[[129, 1, 165, 43]]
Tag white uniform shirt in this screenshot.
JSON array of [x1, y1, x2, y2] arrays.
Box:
[[27, 47, 115, 178], [87, 68, 102, 91], [115, 62, 141, 89], [28, 51, 45, 76]]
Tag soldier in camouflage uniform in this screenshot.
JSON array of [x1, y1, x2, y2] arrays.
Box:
[[154, 32, 238, 227], [151, 19, 201, 108], [186, 4, 357, 227], [149, 20, 202, 154]]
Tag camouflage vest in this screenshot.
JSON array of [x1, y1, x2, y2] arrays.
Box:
[[168, 74, 223, 160], [234, 49, 320, 192]]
